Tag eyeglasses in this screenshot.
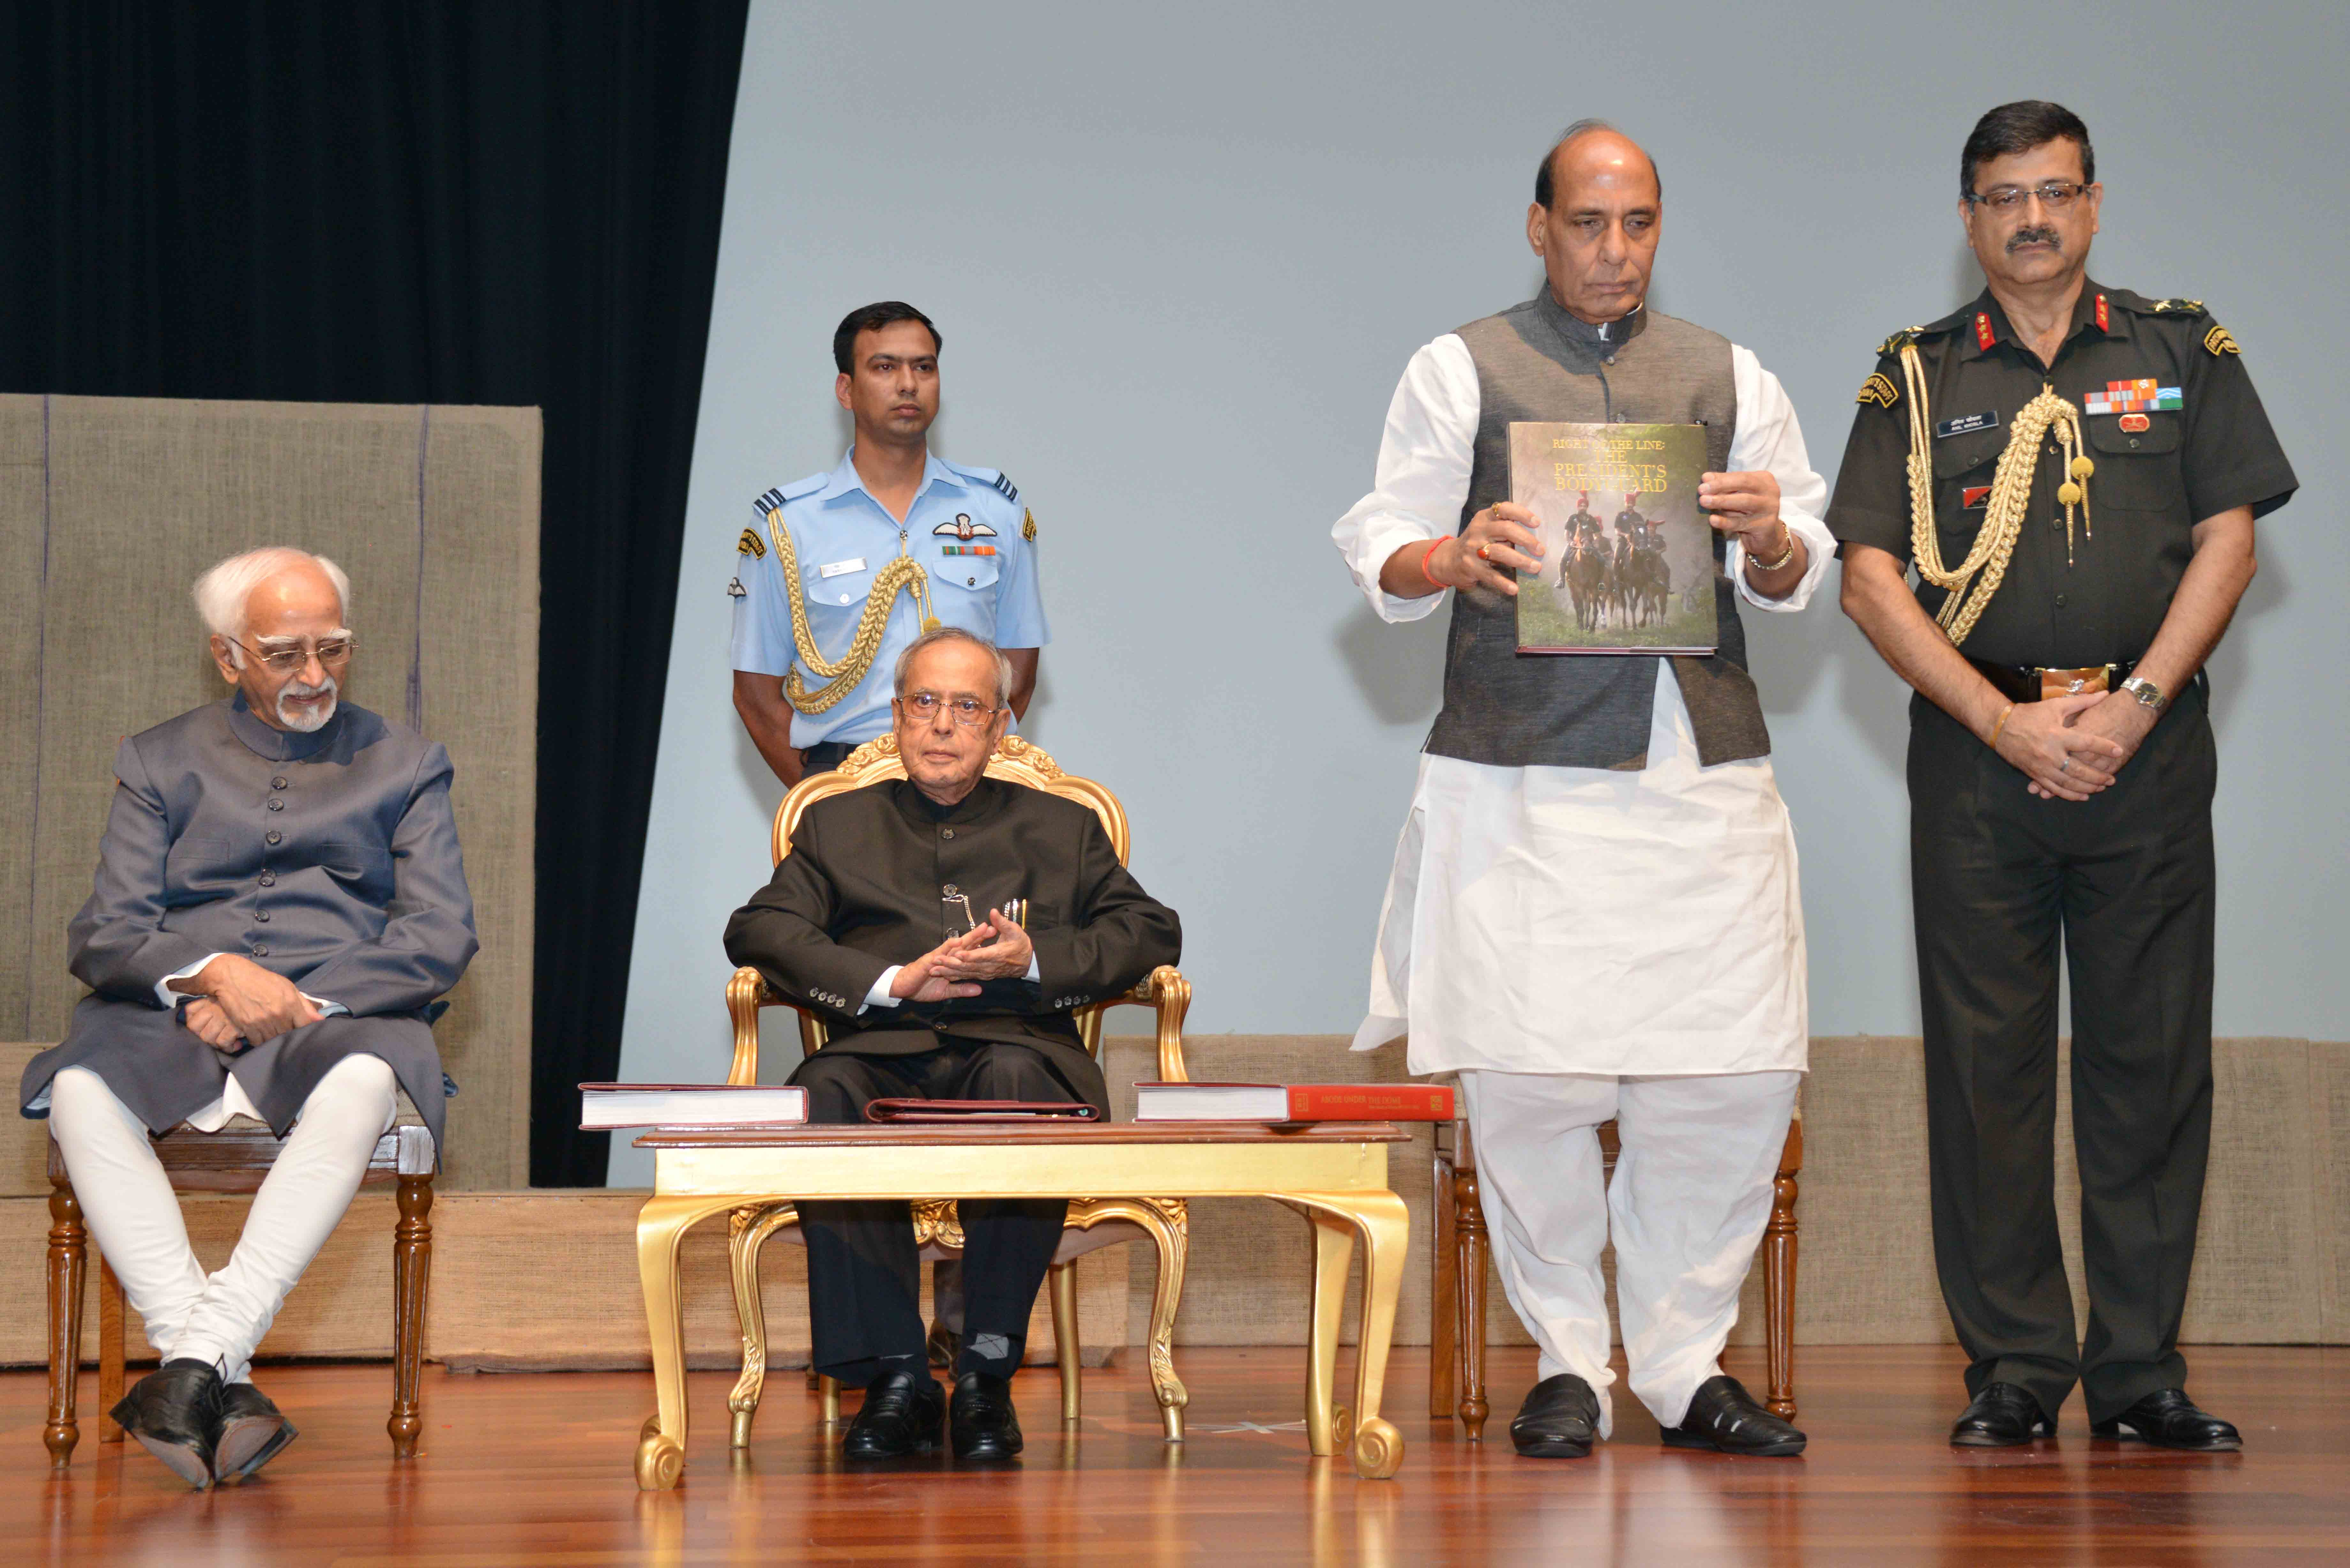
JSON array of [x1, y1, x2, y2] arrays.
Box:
[[897, 691, 999, 727], [230, 636, 355, 674], [1964, 181, 2092, 213]]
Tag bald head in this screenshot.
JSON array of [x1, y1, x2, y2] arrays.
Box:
[[1525, 121, 1663, 325], [1535, 120, 1661, 210]]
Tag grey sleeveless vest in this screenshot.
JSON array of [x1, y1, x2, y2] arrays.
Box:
[[1426, 292, 1771, 771]]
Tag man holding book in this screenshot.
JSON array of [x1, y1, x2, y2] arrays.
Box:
[[724, 627, 1180, 1461], [1330, 121, 1833, 1459]]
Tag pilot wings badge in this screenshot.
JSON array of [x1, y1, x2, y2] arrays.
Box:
[[933, 512, 999, 543]]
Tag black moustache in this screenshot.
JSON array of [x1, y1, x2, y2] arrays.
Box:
[[2007, 228, 2061, 251]]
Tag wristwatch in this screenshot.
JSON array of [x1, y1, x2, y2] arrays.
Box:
[[2120, 675, 2168, 712]]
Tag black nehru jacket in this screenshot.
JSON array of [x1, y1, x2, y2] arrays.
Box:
[[1827, 283, 2295, 668], [723, 776, 1181, 1113]]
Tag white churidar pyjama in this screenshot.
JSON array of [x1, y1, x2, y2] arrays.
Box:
[[47, 1055, 397, 1383], [1459, 1067, 1800, 1433]]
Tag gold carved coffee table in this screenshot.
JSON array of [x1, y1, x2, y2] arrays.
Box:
[[630, 1121, 1413, 1486]]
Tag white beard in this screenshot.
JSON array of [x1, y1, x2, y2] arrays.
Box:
[[276, 675, 339, 732]]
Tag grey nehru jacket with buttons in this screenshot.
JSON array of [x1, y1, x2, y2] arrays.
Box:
[[1435, 290, 1769, 771], [20, 693, 477, 1152], [723, 777, 1181, 1115]]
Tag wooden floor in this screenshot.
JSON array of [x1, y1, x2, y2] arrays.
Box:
[[9, 1344, 2348, 1564]]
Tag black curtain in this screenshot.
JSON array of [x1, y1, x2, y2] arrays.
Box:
[[0, 2, 751, 1185]]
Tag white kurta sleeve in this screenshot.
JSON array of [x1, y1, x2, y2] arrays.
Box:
[[1723, 344, 1834, 614], [1331, 334, 1481, 623]]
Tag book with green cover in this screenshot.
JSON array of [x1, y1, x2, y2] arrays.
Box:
[[1510, 421, 1718, 655]]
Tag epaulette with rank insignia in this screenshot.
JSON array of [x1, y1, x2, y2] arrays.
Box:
[[1876, 326, 1927, 357], [2146, 297, 2207, 316], [991, 472, 1019, 504]]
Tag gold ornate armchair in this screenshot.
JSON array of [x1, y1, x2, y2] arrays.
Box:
[[720, 734, 1196, 1444]]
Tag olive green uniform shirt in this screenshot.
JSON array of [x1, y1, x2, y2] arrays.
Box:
[[1825, 282, 2295, 667]]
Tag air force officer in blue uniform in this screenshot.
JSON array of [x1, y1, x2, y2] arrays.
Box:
[[732, 301, 1050, 786]]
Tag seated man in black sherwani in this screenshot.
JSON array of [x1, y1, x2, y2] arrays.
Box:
[[724, 627, 1181, 1461]]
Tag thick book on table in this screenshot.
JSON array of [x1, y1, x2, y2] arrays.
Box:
[[577, 1082, 807, 1130], [1131, 1082, 1455, 1122], [1510, 420, 1719, 655], [863, 1098, 1103, 1123]]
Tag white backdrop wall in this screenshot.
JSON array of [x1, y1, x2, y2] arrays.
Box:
[[610, 0, 2348, 1183]]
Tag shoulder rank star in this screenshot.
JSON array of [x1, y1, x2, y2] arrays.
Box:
[[736, 526, 766, 559], [1857, 372, 1900, 407], [934, 513, 998, 542]]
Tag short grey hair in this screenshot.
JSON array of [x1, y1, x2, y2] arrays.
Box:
[[1535, 118, 1662, 206], [893, 625, 1014, 708], [193, 547, 352, 665]]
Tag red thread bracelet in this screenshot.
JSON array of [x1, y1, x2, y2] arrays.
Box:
[[1419, 536, 1447, 588]]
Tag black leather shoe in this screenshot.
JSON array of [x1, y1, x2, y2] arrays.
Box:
[[2091, 1389, 2241, 1452], [110, 1358, 224, 1488], [1662, 1375, 1806, 1456], [840, 1368, 944, 1459], [1509, 1373, 1600, 1458], [949, 1371, 1024, 1461], [213, 1380, 299, 1482], [1949, 1382, 2054, 1447]]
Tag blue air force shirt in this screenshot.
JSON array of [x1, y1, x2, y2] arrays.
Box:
[[730, 450, 1050, 749]]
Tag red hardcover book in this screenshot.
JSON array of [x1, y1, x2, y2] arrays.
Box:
[[1132, 1082, 1454, 1122], [577, 1082, 807, 1129]]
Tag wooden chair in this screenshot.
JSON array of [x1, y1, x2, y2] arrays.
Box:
[[1428, 1111, 1802, 1438], [43, 1113, 436, 1466], [721, 733, 1198, 1444]]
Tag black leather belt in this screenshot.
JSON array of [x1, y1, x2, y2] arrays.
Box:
[[1967, 656, 2139, 704], [797, 740, 859, 774]]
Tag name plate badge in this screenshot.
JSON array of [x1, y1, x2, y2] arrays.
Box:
[[1936, 411, 2000, 439], [817, 557, 868, 579]]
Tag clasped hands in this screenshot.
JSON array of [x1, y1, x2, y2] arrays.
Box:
[[888, 910, 1035, 1003], [170, 954, 324, 1053], [1428, 472, 1786, 597], [1994, 690, 2159, 803]]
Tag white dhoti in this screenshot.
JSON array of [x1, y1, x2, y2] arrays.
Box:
[[46, 1055, 398, 1383], [1356, 677, 1810, 1433]]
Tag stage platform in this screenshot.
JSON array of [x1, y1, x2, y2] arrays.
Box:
[[12, 1344, 2346, 1563]]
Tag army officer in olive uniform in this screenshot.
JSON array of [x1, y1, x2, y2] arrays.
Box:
[[1829, 101, 2294, 1453], [732, 300, 1049, 787]]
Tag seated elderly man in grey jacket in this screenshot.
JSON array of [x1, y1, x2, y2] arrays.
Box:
[[21, 546, 477, 1488]]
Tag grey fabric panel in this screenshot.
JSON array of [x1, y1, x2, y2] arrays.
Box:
[[1090, 1035, 2345, 1348], [2316, 1042, 2350, 1341], [1796, 1037, 1952, 1344], [0, 398, 46, 1037], [2179, 1037, 2322, 1341], [417, 406, 542, 1189], [2, 396, 537, 1190]]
